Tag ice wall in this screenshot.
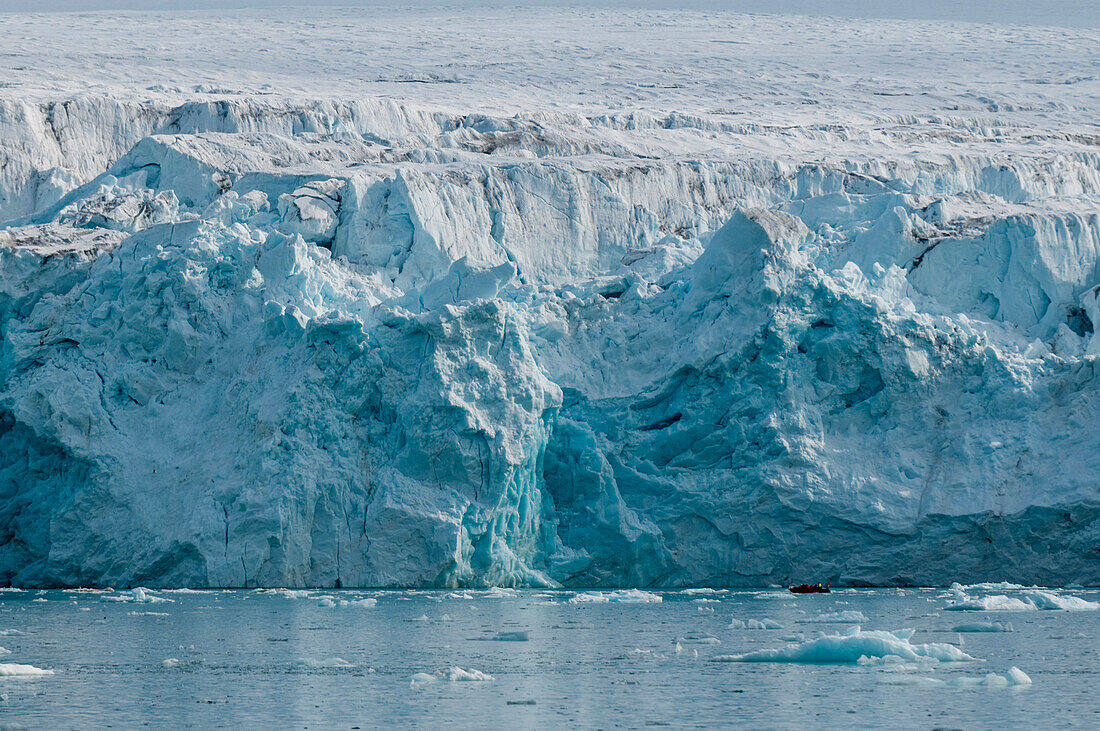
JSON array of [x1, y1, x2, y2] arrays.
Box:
[[1, 7, 1099, 587]]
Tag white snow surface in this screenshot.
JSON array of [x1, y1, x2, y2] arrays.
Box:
[[1, 4, 1099, 588]]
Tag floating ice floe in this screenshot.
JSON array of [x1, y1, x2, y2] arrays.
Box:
[[713, 627, 975, 664], [949, 582, 1029, 592], [952, 622, 1013, 633], [411, 667, 494, 686], [0, 647, 10, 655], [1020, 590, 1098, 610], [265, 589, 313, 599], [162, 658, 180, 667], [729, 618, 782, 630], [127, 611, 169, 617], [681, 588, 722, 595], [882, 667, 1032, 688], [946, 589, 1098, 611], [101, 588, 171, 604], [0, 630, 23, 636], [483, 588, 519, 599], [317, 596, 377, 608], [569, 590, 662, 604], [300, 657, 355, 668], [474, 631, 530, 642], [676, 634, 721, 645], [0, 663, 54, 676], [802, 610, 869, 623]]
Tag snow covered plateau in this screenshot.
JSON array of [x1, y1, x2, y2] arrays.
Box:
[[0, 4, 1098, 588]]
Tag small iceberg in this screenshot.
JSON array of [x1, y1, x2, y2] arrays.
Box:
[[101, 588, 171, 604], [728, 618, 782, 630], [299, 657, 355, 668], [411, 667, 494, 686], [802, 610, 869, 623], [946, 589, 1098, 612], [317, 596, 377, 608], [265, 589, 312, 600], [676, 634, 721, 645], [473, 631, 530, 642], [1020, 590, 1097, 611], [569, 589, 662, 604], [483, 587, 519, 599], [0, 663, 54, 676], [882, 667, 1032, 688], [952, 622, 1013, 633], [712, 626, 975, 664], [949, 582, 1029, 591]]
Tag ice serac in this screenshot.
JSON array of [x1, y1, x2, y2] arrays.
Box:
[[2, 8, 1100, 589]]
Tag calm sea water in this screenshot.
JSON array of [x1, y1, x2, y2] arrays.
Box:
[[1, 587, 1097, 729]]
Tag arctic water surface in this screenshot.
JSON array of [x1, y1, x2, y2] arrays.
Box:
[[0, 587, 1097, 728]]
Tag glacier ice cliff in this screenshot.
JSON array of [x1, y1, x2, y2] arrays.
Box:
[[0, 6, 1098, 587]]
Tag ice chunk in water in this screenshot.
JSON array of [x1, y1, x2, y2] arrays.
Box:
[[803, 610, 869, 623], [949, 582, 1029, 591], [413, 667, 494, 685], [676, 634, 721, 645], [1020, 590, 1098, 611], [0, 663, 54, 676], [945, 594, 1033, 611], [317, 596, 377, 608], [952, 622, 1013, 633], [483, 588, 519, 599], [444, 667, 494, 681], [299, 657, 355, 668], [410, 672, 437, 687], [728, 618, 782, 630], [883, 667, 1032, 687], [101, 588, 171, 604], [476, 631, 529, 642], [947, 589, 1098, 611], [713, 626, 975, 664], [570, 590, 662, 604]]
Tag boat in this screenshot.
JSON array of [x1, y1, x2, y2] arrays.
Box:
[[789, 583, 830, 594]]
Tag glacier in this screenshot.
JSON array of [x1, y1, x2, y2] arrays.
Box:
[[0, 5, 1099, 588]]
